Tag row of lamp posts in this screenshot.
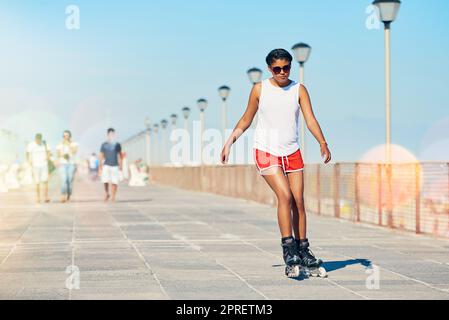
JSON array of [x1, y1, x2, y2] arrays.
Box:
[[139, 0, 400, 167]]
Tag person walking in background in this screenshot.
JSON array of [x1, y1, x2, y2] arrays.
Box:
[[26, 133, 51, 203], [98, 128, 123, 202], [56, 130, 78, 203], [88, 152, 99, 181], [221, 49, 331, 278]]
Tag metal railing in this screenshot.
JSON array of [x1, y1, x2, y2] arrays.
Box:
[[148, 162, 449, 239], [304, 162, 449, 238]]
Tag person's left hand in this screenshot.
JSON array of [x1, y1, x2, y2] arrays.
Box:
[[221, 144, 231, 164], [321, 144, 331, 164]]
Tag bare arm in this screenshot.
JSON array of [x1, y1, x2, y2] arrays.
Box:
[[118, 151, 123, 170], [221, 83, 260, 163], [44, 142, 51, 161], [98, 152, 104, 173], [299, 84, 331, 163]]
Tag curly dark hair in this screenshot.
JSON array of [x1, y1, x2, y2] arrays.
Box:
[[265, 48, 293, 66]]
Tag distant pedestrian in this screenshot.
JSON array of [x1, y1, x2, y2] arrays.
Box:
[[98, 128, 123, 202], [88, 153, 99, 181], [56, 130, 78, 203], [26, 133, 51, 203]]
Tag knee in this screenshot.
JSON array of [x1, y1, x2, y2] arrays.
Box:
[[277, 190, 292, 206], [293, 195, 305, 210]]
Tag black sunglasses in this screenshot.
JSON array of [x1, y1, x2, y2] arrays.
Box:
[[271, 64, 291, 74]]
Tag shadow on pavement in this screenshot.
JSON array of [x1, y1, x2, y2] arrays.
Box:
[[322, 258, 372, 272]]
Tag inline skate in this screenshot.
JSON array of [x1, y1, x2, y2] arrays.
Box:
[[296, 238, 327, 278], [282, 237, 303, 278]]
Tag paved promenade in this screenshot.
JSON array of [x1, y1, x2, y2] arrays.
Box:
[[0, 176, 449, 300]]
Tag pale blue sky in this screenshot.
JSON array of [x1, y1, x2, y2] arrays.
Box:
[[0, 0, 448, 163]]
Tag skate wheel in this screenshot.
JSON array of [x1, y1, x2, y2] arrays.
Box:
[[318, 267, 327, 278], [310, 269, 319, 277], [285, 265, 300, 278]]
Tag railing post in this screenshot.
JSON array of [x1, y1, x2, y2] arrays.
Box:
[[355, 163, 360, 222], [334, 163, 340, 218], [415, 162, 421, 234], [316, 164, 321, 215], [378, 163, 382, 226], [387, 163, 393, 228]]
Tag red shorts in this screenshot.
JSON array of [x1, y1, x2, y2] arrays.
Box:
[[254, 148, 304, 174]]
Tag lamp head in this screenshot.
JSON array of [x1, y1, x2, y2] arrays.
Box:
[[291, 42, 312, 64], [182, 107, 191, 119], [218, 85, 231, 101], [197, 98, 208, 112], [372, 0, 401, 24], [247, 67, 263, 84]]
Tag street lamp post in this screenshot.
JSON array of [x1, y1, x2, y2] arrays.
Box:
[[292, 42, 312, 163], [170, 114, 178, 128], [182, 107, 191, 165], [144, 117, 152, 167], [139, 130, 146, 164], [218, 85, 231, 144], [247, 68, 263, 130], [170, 114, 178, 164], [197, 98, 208, 165], [182, 107, 191, 133], [160, 119, 168, 165], [373, 0, 401, 229], [153, 123, 159, 165], [373, 0, 401, 164]]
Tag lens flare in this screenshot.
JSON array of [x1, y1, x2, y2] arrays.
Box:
[[358, 144, 421, 210]]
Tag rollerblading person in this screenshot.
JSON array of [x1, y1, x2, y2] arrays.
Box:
[[221, 48, 331, 279]]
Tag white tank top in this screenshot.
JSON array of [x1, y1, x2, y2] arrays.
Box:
[[253, 78, 301, 156]]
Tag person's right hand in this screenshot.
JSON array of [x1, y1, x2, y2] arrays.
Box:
[[221, 144, 231, 164]]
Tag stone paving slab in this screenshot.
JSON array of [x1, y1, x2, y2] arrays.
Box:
[[0, 176, 449, 300]]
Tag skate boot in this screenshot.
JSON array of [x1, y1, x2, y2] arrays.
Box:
[[282, 236, 302, 278], [296, 238, 327, 278]]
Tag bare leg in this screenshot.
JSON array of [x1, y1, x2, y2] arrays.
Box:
[[35, 184, 41, 203], [261, 167, 293, 238], [104, 183, 110, 201], [60, 165, 68, 203], [44, 182, 49, 202], [287, 171, 307, 240], [111, 184, 118, 202]]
